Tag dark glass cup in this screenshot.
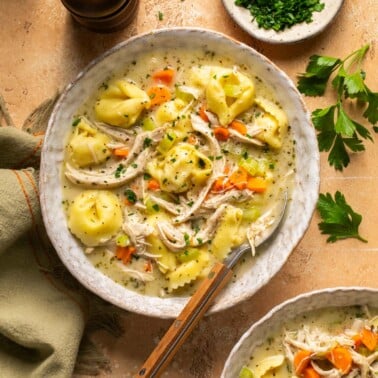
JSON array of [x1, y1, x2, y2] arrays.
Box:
[[61, 0, 139, 32]]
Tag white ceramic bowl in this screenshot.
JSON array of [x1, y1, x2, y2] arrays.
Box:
[[40, 28, 319, 318], [222, 0, 344, 44], [222, 287, 378, 377]]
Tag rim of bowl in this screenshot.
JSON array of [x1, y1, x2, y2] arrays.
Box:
[[221, 286, 378, 377], [40, 27, 319, 318]]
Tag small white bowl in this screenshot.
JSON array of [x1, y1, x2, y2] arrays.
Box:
[[222, 0, 344, 44], [221, 287, 378, 377], [40, 28, 319, 318]]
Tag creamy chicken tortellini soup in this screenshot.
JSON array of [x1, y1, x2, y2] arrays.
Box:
[[62, 48, 295, 297], [239, 306, 378, 378]]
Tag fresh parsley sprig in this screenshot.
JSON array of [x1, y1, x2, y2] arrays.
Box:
[[298, 44, 378, 170], [317, 191, 367, 243]]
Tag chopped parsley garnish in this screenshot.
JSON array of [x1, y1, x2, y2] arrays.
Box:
[[187, 201, 194, 207], [158, 11, 164, 21], [115, 164, 124, 178], [297, 44, 377, 171], [131, 163, 138, 169], [143, 137, 152, 149], [124, 189, 137, 204], [184, 233, 190, 246], [143, 173, 152, 180], [317, 191, 367, 243], [152, 204, 160, 212], [72, 118, 81, 127], [235, 0, 325, 32]]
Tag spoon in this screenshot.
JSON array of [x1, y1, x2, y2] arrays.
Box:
[[136, 191, 288, 378]]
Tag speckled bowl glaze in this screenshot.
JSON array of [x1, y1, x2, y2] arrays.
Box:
[[40, 28, 319, 318], [222, 287, 378, 377], [222, 0, 344, 44]]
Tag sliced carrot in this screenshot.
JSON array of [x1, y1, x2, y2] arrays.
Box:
[[246, 176, 268, 193], [152, 68, 175, 85], [303, 366, 320, 378], [113, 148, 129, 157], [229, 168, 248, 190], [229, 120, 247, 135], [199, 104, 210, 122], [293, 349, 312, 375], [147, 85, 171, 106], [360, 328, 378, 351], [213, 127, 230, 141], [116, 246, 136, 265], [147, 178, 160, 191], [327, 346, 352, 374]]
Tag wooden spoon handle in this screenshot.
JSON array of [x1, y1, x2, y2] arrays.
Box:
[[135, 261, 233, 378]]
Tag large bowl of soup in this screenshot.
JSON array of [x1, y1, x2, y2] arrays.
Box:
[[40, 28, 319, 318], [222, 287, 378, 378]]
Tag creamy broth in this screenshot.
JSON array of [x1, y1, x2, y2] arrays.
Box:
[[241, 306, 378, 378], [62, 48, 295, 298]]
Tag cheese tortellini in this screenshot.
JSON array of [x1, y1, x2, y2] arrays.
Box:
[[68, 119, 111, 167], [68, 190, 122, 247], [95, 80, 151, 128], [254, 97, 288, 149], [155, 98, 187, 125], [210, 206, 244, 260], [146, 143, 213, 193], [190, 66, 255, 126]]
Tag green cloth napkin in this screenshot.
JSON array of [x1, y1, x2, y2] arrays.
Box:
[[0, 96, 123, 377]]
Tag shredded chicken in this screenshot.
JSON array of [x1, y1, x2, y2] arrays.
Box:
[[173, 114, 225, 223], [157, 204, 229, 252]]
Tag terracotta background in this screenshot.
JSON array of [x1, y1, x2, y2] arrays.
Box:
[[1, 0, 377, 376]]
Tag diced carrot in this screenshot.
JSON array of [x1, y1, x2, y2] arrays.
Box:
[[188, 134, 198, 145], [199, 104, 210, 122], [211, 177, 231, 192], [144, 260, 153, 272], [224, 164, 231, 175], [214, 127, 230, 141], [229, 168, 248, 190], [327, 346, 352, 374], [360, 328, 378, 351], [303, 366, 320, 378], [246, 177, 268, 193], [113, 148, 129, 157], [152, 68, 175, 85], [147, 178, 160, 191], [352, 334, 363, 348], [229, 120, 247, 135], [116, 246, 136, 265], [293, 350, 312, 375], [147, 85, 171, 106]]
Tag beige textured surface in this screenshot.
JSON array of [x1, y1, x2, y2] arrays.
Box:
[[0, 0, 377, 376]]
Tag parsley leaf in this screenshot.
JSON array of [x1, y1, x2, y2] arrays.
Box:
[[298, 44, 377, 170], [317, 191, 367, 243], [297, 55, 341, 96]]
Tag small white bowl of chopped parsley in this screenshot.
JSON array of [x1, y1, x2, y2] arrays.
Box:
[[222, 0, 344, 43]]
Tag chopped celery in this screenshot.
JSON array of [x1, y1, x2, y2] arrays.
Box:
[[239, 366, 254, 378], [242, 207, 261, 222], [177, 248, 200, 263], [142, 117, 156, 131], [239, 157, 269, 177], [157, 131, 177, 154], [116, 233, 130, 247]]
